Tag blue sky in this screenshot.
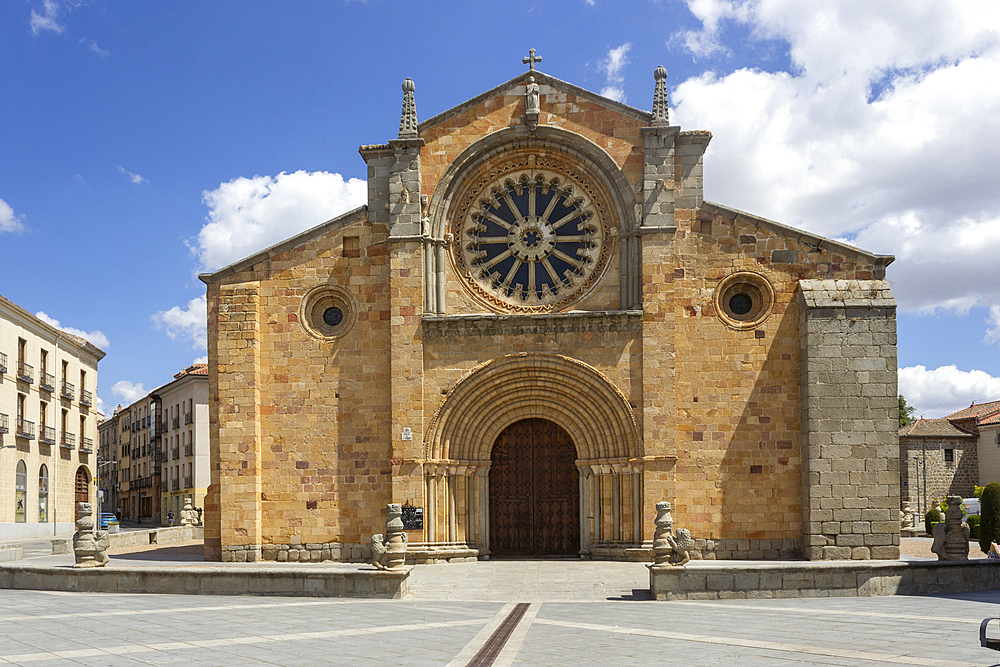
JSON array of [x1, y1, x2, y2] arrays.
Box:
[[2, 0, 999, 419]]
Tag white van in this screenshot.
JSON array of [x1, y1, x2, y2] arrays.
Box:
[[964, 498, 981, 517]]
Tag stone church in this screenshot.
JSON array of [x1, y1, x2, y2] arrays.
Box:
[[201, 55, 900, 564]]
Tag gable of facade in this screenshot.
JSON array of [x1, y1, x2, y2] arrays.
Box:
[[202, 61, 898, 563]]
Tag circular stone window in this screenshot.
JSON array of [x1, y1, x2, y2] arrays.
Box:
[[453, 168, 612, 313], [714, 272, 775, 330], [299, 284, 357, 341]]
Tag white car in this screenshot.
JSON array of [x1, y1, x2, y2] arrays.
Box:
[[963, 498, 981, 517]]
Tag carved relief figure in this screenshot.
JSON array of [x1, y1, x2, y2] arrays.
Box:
[[525, 76, 540, 114], [931, 495, 970, 561], [371, 503, 408, 570], [73, 502, 110, 568], [652, 501, 692, 566]]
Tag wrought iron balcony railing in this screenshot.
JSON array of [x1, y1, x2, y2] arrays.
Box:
[[172, 416, 180, 430], [184, 412, 193, 425], [172, 448, 179, 460], [61, 432, 75, 449], [39, 372, 55, 393], [0, 352, 6, 374], [183, 476, 192, 489], [61, 380, 75, 401], [80, 437, 93, 453], [172, 479, 179, 490], [39, 425, 56, 445], [184, 444, 193, 457], [0, 413, 8, 434], [16, 418, 35, 440], [17, 361, 33, 383], [80, 389, 93, 408]]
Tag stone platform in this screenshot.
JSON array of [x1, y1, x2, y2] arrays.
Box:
[[649, 558, 1000, 600], [0, 562, 409, 599]]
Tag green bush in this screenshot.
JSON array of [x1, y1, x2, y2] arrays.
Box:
[[925, 509, 943, 535], [967, 514, 981, 539], [979, 482, 1000, 554]]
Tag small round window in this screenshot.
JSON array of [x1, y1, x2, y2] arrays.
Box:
[[714, 272, 775, 330], [299, 285, 357, 342]]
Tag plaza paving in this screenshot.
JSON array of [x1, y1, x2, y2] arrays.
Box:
[[1, 557, 1000, 666]]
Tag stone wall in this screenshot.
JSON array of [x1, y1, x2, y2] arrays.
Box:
[[900, 436, 979, 509], [798, 280, 900, 560]]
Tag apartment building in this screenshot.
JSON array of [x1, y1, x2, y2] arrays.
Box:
[[154, 364, 208, 523], [97, 408, 119, 515], [0, 294, 105, 539]]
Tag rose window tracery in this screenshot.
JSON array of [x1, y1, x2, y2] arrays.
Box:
[[457, 169, 608, 311]]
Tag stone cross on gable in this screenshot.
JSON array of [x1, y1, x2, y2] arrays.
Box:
[[522, 48, 542, 72]]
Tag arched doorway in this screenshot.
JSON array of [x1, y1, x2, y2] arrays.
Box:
[[489, 418, 579, 556], [75, 466, 90, 521]]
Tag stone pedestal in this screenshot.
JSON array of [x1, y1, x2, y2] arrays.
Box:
[[372, 503, 408, 570]]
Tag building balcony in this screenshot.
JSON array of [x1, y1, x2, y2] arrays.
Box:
[[0, 352, 6, 374], [184, 412, 193, 425], [172, 448, 179, 460], [39, 425, 56, 445], [61, 380, 75, 401], [80, 437, 93, 454], [39, 372, 55, 393], [61, 432, 75, 449], [183, 476, 192, 488], [184, 444, 193, 457], [172, 416, 180, 430], [171, 479, 179, 490], [0, 413, 8, 434], [131, 449, 139, 458], [81, 389, 93, 408], [17, 361, 34, 383], [16, 418, 35, 440]]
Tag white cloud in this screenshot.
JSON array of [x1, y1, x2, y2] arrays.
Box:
[[79, 37, 107, 57], [30, 0, 64, 35], [192, 355, 208, 365], [34, 311, 109, 349], [111, 380, 148, 404], [0, 198, 25, 233], [670, 0, 1000, 332], [192, 170, 366, 272], [899, 365, 1000, 419], [117, 165, 148, 185], [986, 306, 1000, 345], [151, 295, 207, 350], [599, 43, 632, 103]]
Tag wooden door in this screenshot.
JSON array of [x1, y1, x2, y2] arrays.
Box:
[[74, 467, 89, 521], [489, 418, 579, 556]]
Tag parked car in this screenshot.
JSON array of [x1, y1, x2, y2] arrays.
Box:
[[99, 513, 118, 529], [964, 498, 981, 517]]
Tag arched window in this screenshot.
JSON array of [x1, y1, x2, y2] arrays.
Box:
[[15, 460, 27, 523], [38, 464, 49, 522]]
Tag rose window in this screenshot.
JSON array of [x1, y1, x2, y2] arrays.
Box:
[[458, 170, 607, 310]]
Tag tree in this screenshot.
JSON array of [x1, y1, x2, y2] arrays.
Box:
[[899, 394, 916, 428], [980, 482, 1000, 554]]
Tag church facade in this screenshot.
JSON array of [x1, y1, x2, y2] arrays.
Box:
[[202, 58, 900, 563]]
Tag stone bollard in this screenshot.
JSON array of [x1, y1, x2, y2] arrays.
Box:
[[371, 503, 408, 570], [72, 502, 110, 568], [931, 495, 970, 561]]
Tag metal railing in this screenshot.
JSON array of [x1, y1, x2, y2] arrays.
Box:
[[184, 412, 193, 425], [0, 413, 7, 434], [172, 479, 179, 490], [172, 416, 180, 429], [39, 372, 55, 393], [16, 418, 35, 440], [61, 380, 75, 401], [184, 444, 193, 456], [0, 352, 6, 374], [80, 437, 93, 453], [81, 389, 93, 407], [39, 425, 56, 445], [61, 432, 75, 449], [17, 361, 33, 383], [183, 476, 192, 488], [172, 448, 179, 460]]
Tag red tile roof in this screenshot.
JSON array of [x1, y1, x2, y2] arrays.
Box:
[[981, 412, 1000, 426], [173, 363, 208, 379], [899, 418, 976, 438], [945, 399, 1000, 421]]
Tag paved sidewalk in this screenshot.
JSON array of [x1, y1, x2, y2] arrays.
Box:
[[1, 585, 999, 665]]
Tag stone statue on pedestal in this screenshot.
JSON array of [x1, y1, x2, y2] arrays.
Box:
[[73, 502, 110, 568], [651, 501, 691, 566], [371, 503, 408, 570], [900, 502, 914, 529], [931, 495, 970, 561], [179, 498, 198, 526]]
